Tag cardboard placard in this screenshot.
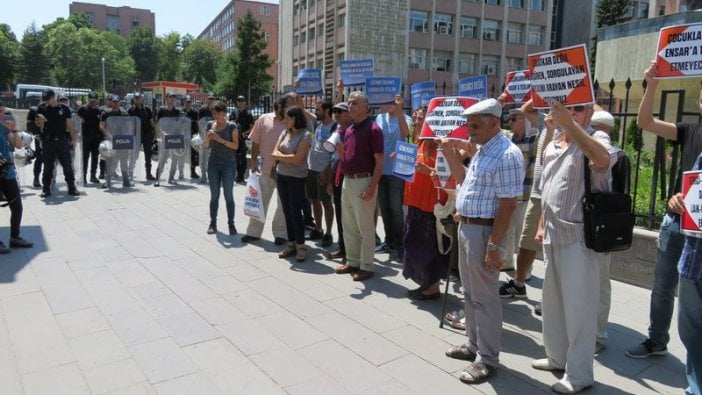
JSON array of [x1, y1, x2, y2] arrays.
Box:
[[296, 68, 324, 96], [410, 81, 436, 110], [458, 75, 488, 99], [528, 44, 594, 109], [419, 97, 480, 140], [682, 169, 702, 237], [340, 59, 374, 86], [365, 77, 402, 106], [655, 23, 702, 79], [392, 141, 418, 182], [503, 70, 532, 103]]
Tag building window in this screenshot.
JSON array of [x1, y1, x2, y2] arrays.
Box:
[[530, 0, 544, 11], [458, 53, 477, 74], [509, 0, 524, 7], [308, 27, 315, 39], [408, 48, 428, 70], [485, 0, 500, 5], [638, 2, 649, 17], [433, 51, 452, 72], [337, 14, 345, 27], [506, 57, 523, 71], [460, 17, 478, 39], [106, 15, 119, 33], [409, 10, 429, 33], [293, 34, 298, 46], [83, 12, 94, 26], [527, 25, 544, 45], [318, 23, 324, 37], [263, 31, 270, 43], [260, 6, 271, 16], [482, 56, 499, 75], [506, 23, 523, 43], [131, 17, 140, 28], [482, 20, 500, 41], [434, 13, 453, 35], [300, 31, 306, 43]]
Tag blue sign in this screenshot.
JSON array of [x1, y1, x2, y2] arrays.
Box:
[[296, 68, 323, 96], [112, 135, 134, 150], [365, 77, 402, 106], [410, 81, 436, 110], [458, 75, 488, 99], [393, 141, 418, 182], [164, 134, 184, 149], [340, 59, 374, 86]]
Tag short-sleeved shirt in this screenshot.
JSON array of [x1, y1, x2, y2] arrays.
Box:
[[157, 106, 181, 121], [100, 108, 127, 123], [207, 121, 238, 165], [456, 131, 525, 218], [375, 112, 411, 175], [128, 105, 154, 135], [308, 121, 336, 172], [37, 103, 72, 139], [0, 123, 17, 180], [249, 112, 287, 176], [511, 130, 538, 201], [182, 107, 199, 134], [26, 106, 42, 135], [540, 128, 617, 245], [198, 106, 213, 120], [77, 105, 101, 136], [237, 108, 254, 134], [275, 130, 311, 178], [340, 116, 384, 176]]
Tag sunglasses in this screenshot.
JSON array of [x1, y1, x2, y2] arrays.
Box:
[[568, 105, 586, 113]]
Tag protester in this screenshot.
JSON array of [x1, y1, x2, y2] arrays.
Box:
[[326, 101, 351, 261], [306, 99, 336, 246], [234, 95, 254, 183]]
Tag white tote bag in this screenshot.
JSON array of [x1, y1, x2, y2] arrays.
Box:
[[243, 173, 266, 223]]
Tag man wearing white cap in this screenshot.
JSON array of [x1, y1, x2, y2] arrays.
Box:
[[532, 101, 616, 393], [440, 98, 524, 385]]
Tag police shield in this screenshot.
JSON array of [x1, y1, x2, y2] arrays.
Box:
[[155, 117, 191, 186], [198, 117, 213, 183], [71, 113, 83, 186], [105, 116, 141, 188]]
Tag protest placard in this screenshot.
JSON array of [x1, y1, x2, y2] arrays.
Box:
[[296, 68, 323, 96], [392, 141, 418, 182], [503, 70, 532, 103], [432, 149, 457, 190], [410, 81, 436, 110], [365, 77, 402, 106], [340, 59, 374, 86], [419, 97, 479, 140], [655, 23, 702, 79], [458, 75, 488, 99], [527, 44, 594, 109], [681, 169, 702, 237]]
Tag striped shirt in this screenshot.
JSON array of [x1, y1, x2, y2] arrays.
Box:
[[456, 131, 525, 218], [678, 152, 702, 280], [540, 128, 617, 245], [511, 130, 538, 201], [529, 112, 549, 199]]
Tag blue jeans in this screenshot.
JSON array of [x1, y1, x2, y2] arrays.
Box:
[[277, 174, 307, 245], [649, 213, 685, 347], [679, 277, 702, 395], [377, 175, 405, 252], [207, 160, 236, 226]]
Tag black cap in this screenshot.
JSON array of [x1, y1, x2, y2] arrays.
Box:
[[184, 95, 192, 102], [88, 92, 98, 100], [58, 95, 68, 102], [43, 89, 56, 101], [236, 95, 246, 102], [133, 92, 143, 98], [166, 92, 176, 98], [108, 93, 120, 102], [207, 93, 215, 99]]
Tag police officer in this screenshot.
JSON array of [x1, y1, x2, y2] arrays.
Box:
[[26, 97, 44, 187], [128, 92, 156, 180], [100, 94, 131, 187], [233, 95, 253, 183], [181, 95, 199, 179], [198, 93, 215, 119], [77, 92, 102, 183], [155, 92, 182, 185], [35, 89, 79, 197]]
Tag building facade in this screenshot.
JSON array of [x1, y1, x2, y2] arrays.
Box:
[[279, 0, 554, 99], [69, 1, 155, 36], [198, 0, 279, 92]]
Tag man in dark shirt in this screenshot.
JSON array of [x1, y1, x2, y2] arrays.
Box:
[[234, 95, 253, 182], [35, 89, 79, 197], [100, 94, 131, 187], [198, 94, 215, 119], [182, 95, 199, 179], [77, 92, 103, 184], [26, 98, 44, 187], [128, 92, 156, 180]]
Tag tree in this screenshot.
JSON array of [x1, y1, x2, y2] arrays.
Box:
[[19, 23, 51, 84], [180, 33, 194, 51], [0, 24, 20, 90], [158, 32, 182, 81], [216, 10, 273, 99], [591, 0, 632, 73], [42, 13, 92, 36], [181, 39, 223, 91], [127, 27, 160, 83]]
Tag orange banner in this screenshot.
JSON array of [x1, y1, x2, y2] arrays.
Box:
[[655, 23, 702, 79], [527, 44, 594, 109]]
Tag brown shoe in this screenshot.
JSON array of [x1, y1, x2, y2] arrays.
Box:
[[352, 270, 374, 281], [335, 264, 359, 274], [327, 249, 345, 259]]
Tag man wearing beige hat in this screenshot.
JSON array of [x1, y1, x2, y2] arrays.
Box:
[[440, 98, 524, 385]]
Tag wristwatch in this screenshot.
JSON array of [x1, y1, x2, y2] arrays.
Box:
[[486, 242, 499, 252]]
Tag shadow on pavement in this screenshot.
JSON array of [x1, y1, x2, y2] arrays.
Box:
[[0, 225, 46, 283]]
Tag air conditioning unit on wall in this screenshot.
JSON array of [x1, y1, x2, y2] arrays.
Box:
[[484, 30, 495, 40], [439, 25, 449, 35], [484, 64, 496, 75]]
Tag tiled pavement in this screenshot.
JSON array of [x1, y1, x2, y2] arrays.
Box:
[[0, 164, 688, 394]]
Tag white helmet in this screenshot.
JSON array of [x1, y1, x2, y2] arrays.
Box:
[[19, 131, 33, 148], [13, 149, 28, 167], [99, 140, 115, 158], [191, 134, 203, 151]]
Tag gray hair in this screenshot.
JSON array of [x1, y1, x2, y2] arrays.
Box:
[[348, 91, 369, 105]]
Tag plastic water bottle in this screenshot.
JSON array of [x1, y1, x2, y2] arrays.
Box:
[[257, 157, 263, 174]]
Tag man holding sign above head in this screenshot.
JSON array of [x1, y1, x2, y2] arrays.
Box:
[[440, 98, 524, 385]]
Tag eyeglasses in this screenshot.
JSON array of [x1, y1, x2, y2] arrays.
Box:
[[568, 105, 586, 113], [508, 115, 522, 122]]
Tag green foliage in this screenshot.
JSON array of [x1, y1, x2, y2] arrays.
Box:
[[625, 118, 643, 151], [595, 0, 632, 28], [611, 117, 622, 146], [42, 13, 92, 36], [158, 32, 182, 81], [216, 10, 273, 99], [19, 23, 51, 84], [127, 27, 160, 83], [181, 39, 223, 91], [0, 24, 20, 90]]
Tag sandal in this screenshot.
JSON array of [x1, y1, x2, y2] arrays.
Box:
[[451, 317, 466, 330], [458, 361, 497, 384], [278, 243, 296, 259], [445, 344, 476, 361], [444, 309, 465, 322], [295, 244, 307, 262]]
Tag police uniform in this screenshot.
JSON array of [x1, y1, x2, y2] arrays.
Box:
[[128, 101, 155, 179], [26, 103, 43, 187], [155, 105, 182, 184], [182, 104, 199, 178], [100, 107, 131, 186], [77, 102, 102, 183], [37, 100, 78, 196], [235, 106, 253, 182]]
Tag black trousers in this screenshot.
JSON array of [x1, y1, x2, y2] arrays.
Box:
[[42, 138, 76, 192], [236, 135, 247, 181], [277, 174, 307, 245], [82, 136, 100, 179], [0, 177, 23, 238], [142, 132, 154, 173], [33, 138, 43, 177]]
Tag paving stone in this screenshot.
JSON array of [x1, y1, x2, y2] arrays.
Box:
[[21, 362, 90, 395], [41, 281, 95, 314], [108, 307, 169, 347], [284, 375, 352, 395], [188, 297, 248, 325], [183, 338, 248, 375], [0, 351, 22, 395], [255, 310, 328, 350], [378, 354, 474, 394], [248, 277, 332, 319], [250, 346, 324, 387], [157, 312, 220, 347], [129, 338, 198, 384], [68, 330, 131, 369], [219, 287, 282, 319], [216, 318, 285, 356], [207, 363, 286, 394], [153, 372, 220, 395], [83, 358, 147, 394]]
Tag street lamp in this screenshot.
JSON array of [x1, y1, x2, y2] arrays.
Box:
[[101, 57, 106, 105]]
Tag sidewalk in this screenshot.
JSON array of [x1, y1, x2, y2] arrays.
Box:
[[0, 164, 688, 394]]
